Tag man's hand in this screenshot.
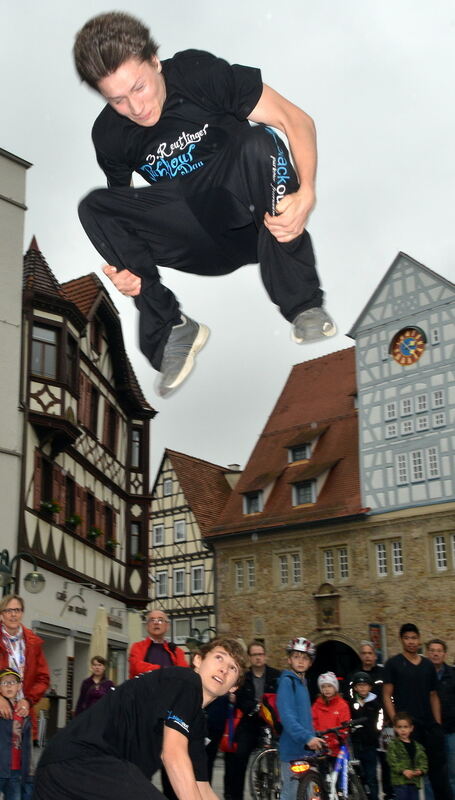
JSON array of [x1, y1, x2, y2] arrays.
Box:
[[264, 185, 315, 243], [16, 699, 29, 717], [307, 736, 325, 751], [0, 696, 13, 719], [102, 265, 142, 297]]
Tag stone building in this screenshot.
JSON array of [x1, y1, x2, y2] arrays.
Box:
[[149, 449, 239, 646], [207, 253, 455, 679]]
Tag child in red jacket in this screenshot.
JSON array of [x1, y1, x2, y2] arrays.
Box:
[[312, 671, 351, 757]]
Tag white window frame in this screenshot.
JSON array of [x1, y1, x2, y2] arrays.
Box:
[[279, 555, 289, 586], [173, 617, 190, 645], [385, 401, 397, 421], [153, 524, 164, 546], [431, 328, 440, 345], [376, 542, 388, 577], [246, 559, 255, 589], [292, 553, 302, 585], [396, 453, 408, 485], [431, 389, 444, 409], [434, 535, 447, 571], [243, 491, 263, 514], [416, 415, 429, 432], [426, 447, 440, 479], [385, 423, 398, 439], [324, 549, 335, 581], [400, 397, 413, 417], [156, 570, 168, 598], [416, 394, 428, 413], [401, 419, 414, 436], [392, 540, 404, 575], [234, 561, 244, 592], [191, 565, 204, 594], [292, 480, 315, 506], [433, 411, 446, 428], [289, 443, 310, 462], [163, 478, 173, 496], [173, 568, 185, 596], [339, 547, 349, 580], [174, 519, 186, 543], [410, 450, 424, 482]]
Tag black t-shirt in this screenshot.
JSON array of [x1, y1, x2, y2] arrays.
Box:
[[93, 49, 263, 191], [383, 654, 438, 725], [39, 667, 208, 780]]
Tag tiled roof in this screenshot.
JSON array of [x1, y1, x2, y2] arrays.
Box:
[[209, 347, 365, 537], [62, 273, 107, 316], [23, 237, 67, 299], [165, 449, 234, 535]]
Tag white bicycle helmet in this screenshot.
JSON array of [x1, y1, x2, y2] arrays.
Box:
[[286, 637, 316, 659]]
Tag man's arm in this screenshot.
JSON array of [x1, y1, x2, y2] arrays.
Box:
[[429, 689, 442, 724], [248, 84, 317, 243], [382, 682, 395, 723], [161, 726, 204, 800], [197, 782, 220, 800], [128, 641, 160, 678]]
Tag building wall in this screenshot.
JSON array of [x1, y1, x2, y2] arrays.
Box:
[[0, 149, 30, 554], [215, 503, 455, 668]]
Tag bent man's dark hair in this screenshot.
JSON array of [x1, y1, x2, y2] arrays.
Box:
[[74, 12, 159, 89]]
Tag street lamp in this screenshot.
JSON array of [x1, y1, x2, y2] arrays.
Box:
[[0, 550, 46, 596]]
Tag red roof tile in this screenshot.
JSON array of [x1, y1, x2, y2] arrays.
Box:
[[164, 449, 234, 535], [210, 347, 364, 537]]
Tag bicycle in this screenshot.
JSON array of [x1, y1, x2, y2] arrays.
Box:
[[290, 719, 368, 800], [249, 725, 281, 800]]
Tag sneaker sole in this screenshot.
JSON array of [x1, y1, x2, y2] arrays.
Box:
[[291, 321, 337, 344], [160, 324, 210, 395]]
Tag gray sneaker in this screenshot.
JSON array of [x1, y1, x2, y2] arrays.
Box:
[[291, 307, 337, 344], [156, 315, 210, 397]]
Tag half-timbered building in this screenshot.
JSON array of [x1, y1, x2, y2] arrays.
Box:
[[19, 238, 155, 722], [149, 449, 239, 645]]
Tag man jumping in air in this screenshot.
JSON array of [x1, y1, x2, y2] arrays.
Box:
[[74, 12, 336, 397]]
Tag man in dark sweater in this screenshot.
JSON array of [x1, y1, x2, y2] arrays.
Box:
[[129, 609, 188, 678], [73, 12, 336, 398], [383, 623, 451, 799], [426, 637, 455, 799]]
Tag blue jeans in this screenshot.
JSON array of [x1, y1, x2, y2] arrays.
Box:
[[446, 731, 455, 799], [0, 771, 21, 800], [280, 761, 298, 800]]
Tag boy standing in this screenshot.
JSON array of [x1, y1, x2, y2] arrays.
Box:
[[277, 638, 324, 800], [387, 712, 428, 799], [348, 671, 382, 800], [33, 638, 245, 800], [0, 667, 32, 800], [73, 12, 336, 398]]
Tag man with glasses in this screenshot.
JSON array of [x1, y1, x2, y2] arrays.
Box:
[[0, 594, 49, 739], [129, 610, 188, 678]]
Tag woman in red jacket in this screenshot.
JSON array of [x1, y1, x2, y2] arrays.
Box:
[[0, 594, 50, 739], [312, 671, 351, 757]]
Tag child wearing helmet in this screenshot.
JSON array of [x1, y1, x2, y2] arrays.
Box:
[[312, 672, 351, 758], [277, 638, 325, 800], [347, 671, 383, 800]]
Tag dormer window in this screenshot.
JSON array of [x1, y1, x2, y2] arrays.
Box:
[[292, 480, 316, 506], [243, 491, 263, 514], [289, 443, 310, 463]]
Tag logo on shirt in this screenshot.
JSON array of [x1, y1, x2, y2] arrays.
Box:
[[140, 125, 209, 182], [265, 126, 291, 214], [167, 711, 189, 733]]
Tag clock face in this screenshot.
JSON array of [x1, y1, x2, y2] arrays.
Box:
[[391, 327, 426, 365]]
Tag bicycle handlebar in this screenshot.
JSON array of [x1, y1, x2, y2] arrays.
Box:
[[315, 717, 368, 737]]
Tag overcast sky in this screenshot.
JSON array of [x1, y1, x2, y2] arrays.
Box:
[[2, 0, 454, 480]]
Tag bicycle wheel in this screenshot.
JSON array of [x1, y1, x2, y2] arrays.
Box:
[[347, 771, 368, 800], [296, 769, 328, 800], [249, 748, 281, 800]]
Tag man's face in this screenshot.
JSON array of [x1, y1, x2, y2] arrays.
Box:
[[427, 643, 446, 667], [360, 646, 376, 670], [0, 676, 21, 701], [97, 56, 166, 127], [288, 651, 312, 674], [401, 631, 420, 655], [147, 612, 169, 642], [0, 599, 24, 635], [249, 645, 266, 671], [194, 647, 239, 704]]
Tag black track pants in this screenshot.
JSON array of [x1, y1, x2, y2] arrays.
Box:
[[78, 125, 323, 370]]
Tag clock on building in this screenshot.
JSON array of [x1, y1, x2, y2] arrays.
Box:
[[390, 327, 426, 366]]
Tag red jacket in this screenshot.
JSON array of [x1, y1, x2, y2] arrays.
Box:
[[0, 625, 50, 707], [312, 693, 351, 756], [128, 638, 188, 678]]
